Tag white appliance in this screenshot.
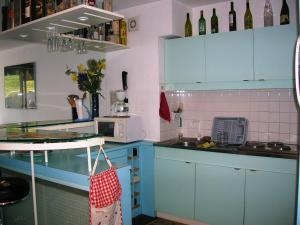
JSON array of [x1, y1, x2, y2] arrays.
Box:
[[94, 116, 144, 143], [111, 90, 129, 117]]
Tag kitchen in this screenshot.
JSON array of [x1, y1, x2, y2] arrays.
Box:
[[0, 0, 299, 225]]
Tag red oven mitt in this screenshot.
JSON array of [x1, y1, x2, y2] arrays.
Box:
[[159, 92, 171, 122]]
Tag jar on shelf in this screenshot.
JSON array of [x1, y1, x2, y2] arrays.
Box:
[[103, 0, 112, 11]]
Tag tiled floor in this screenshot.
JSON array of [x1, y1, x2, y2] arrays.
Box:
[[133, 215, 186, 225], [147, 218, 186, 225]]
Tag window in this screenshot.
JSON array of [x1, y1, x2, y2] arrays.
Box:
[[4, 62, 36, 109]]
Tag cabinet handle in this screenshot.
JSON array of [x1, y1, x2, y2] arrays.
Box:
[[243, 80, 249, 82], [234, 168, 241, 170], [258, 79, 265, 81], [249, 169, 257, 172], [195, 81, 202, 84], [185, 162, 191, 164]]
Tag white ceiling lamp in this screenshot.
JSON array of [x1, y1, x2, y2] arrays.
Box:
[[77, 16, 89, 21]]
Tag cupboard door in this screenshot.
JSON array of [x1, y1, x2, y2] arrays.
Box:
[[244, 169, 296, 225], [164, 36, 205, 84], [155, 158, 195, 219], [195, 163, 245, 225], [205, 30, 253, 82], [254, 24, 297, 81]]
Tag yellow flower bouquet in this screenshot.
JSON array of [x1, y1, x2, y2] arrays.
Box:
[[65, 58, 106, 96]]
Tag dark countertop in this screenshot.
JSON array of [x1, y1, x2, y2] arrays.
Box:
[[155, 138, 299, 159]]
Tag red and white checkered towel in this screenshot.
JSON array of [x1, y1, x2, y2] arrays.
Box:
[[90, 167, 122, 208], [89, 147, 123, 225]]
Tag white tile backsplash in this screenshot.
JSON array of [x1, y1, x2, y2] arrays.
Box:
[[160, 89, 299, 144]]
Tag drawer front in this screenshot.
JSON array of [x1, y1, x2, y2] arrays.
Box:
[[155, 146, 297, 174]]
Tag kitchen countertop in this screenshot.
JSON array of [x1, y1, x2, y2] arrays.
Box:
[[155, 138, 299, 159], [0, 119, 144, 225], [0, 119, 96, 143], [0, 119, 92, 129], [0, 144, 130, 190]]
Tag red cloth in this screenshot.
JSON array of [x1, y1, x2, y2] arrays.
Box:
[[159, 92, 171, 122]]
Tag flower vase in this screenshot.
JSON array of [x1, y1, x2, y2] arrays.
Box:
[[90, 93, 99, 119]]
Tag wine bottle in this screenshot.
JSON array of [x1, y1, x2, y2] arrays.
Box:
[[229, 1, 236, 31], [264, 0, 273, 27], [211, 8, 218, 34], [46, 0, 55, 15], [32, 0, 44, 20], [280, 0, 289, 25], [185, 13, 192, 37], [198, 10, 206, 35], [87, 0, 96, 6], [22, 0, 31, 24], [103, 0, 112, 11], [99, 23, 105, 41], [2, 5, 8, 31], [244, 0, 253, 29], [14, 0, 21, 27], [8, 0, 14, 29], [120, 20, 127, 45], [56, 0, 65, 12]]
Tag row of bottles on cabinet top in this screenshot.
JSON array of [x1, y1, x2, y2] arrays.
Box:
[[185, 0, 290, 37], [1, 0, 113, 31]]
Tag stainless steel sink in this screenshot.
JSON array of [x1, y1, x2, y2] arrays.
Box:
[[172, 141, 198, 147]]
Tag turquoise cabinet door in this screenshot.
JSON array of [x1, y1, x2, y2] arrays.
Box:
[[244, 169, 296, 225], [205, 30, 253, 82], [164, 36, 205, 83], [195, 163, 245, 225], [254, 24, 297, 80], [155, 158, 195, 219]]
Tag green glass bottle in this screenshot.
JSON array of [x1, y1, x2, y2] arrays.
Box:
[[185, 13, 192, 37], [198, 10, 206, 35], [280, 0, 289, 25], [229, 2, 236, 31], [211, 8, 218, 34], [244, 0, 253, 29]]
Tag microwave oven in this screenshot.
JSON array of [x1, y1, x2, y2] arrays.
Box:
[[94, 116, 144, 143]]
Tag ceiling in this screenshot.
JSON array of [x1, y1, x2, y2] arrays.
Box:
[[113, 0, 228, 11]]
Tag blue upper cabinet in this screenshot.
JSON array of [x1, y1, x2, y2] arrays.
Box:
[[205, 30, 254, 82], [254, 24, 297, 81], [164, 36, 206, 84]]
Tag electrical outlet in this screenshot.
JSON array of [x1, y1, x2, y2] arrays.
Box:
[[128, 17, 139, 32]]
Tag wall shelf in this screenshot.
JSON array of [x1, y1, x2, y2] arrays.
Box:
[[0, 4, 127, 52]]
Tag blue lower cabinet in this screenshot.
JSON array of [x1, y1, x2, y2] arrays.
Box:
[[244, 169, 296, 225], [155, 147, 296, 224], [127, 143, 155, 218], [140, 143, 155, 217], [155, 158, 195, 219], [195, 163, 245, 225]]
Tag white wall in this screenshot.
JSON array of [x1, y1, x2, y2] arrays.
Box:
[[172, 0, 192, 37], [106, 0, 173, 141], [0, 44, 105, 124], [161, 89, 299, 144], [0, 0, 175, 142]]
